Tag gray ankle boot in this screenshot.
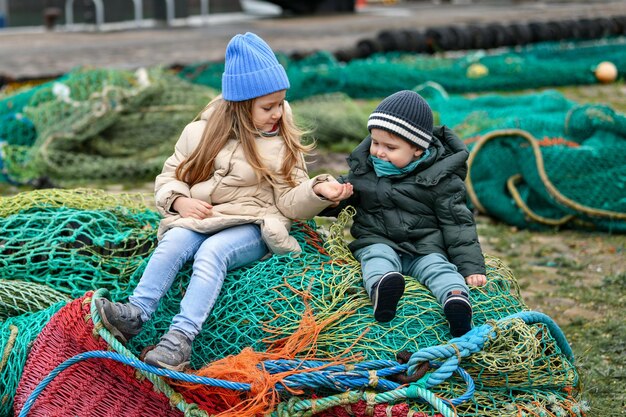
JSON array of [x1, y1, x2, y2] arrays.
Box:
[[144, 329, 192, 371], [95, 298, 144, 343]]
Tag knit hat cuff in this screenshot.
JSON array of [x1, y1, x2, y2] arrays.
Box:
[[368, 112, 432, 150], [222, 64, 290, 102]]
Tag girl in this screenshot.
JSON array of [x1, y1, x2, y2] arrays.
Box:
[[96, 32, 352, 371]]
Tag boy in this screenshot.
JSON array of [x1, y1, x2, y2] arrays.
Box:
[[323, 90, 486, 337]]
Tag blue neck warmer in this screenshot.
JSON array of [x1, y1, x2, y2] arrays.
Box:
[[370, 149, 431, 177]]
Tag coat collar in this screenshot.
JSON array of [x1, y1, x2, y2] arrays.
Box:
[[347, 126, 469, 185]]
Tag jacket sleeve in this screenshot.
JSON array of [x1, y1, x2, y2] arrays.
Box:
[[154, 123, 196, 216], [316, 174, 355, 218], [434, 176, 486, 277], [273, 154, 337, 220]]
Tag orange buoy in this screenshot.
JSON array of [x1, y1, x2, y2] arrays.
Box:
[[594, 61, 618, 84], [467, 63, 489, 79]]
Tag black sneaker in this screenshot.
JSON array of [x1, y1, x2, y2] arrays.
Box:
[[371, 272, 405, 323], [144, 329, 192, 371], [95, 298, 144, 344], [443, 290, 472, 337]]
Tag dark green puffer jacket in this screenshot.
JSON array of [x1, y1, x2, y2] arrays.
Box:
[[325, 126, 486, 278]]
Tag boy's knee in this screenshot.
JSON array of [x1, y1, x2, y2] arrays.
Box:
[[357, 243, 397, 261], [421, 253, 457, 271]]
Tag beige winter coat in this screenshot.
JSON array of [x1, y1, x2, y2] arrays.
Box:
[[154, 101, 334, 254]]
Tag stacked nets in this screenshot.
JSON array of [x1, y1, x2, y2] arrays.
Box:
[[0, 68, 215, 185], [2, 189, 585, 417], [0, 188, 160, 299], [419, 87, 626, 232], [179, 37, 626, 100]]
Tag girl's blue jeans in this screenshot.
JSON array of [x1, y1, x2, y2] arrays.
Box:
[[354, 243, 469, 305], [129, 224, 268, 340]]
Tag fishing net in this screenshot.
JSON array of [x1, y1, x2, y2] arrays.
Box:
[[0, 68, 216, 185], [179, 38, 626, 100], [0, 303, 65, 416], [13, 295, 183, 417], [415, 87, 626, 232], [2, 189, 585, 417], [0, 189, 160, 299]]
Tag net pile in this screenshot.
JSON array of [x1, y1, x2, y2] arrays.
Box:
[[179, 37, 626, 100], [2, 189, 586, 417], [0, 68, 215, 185], [421, 87, 626, 232]]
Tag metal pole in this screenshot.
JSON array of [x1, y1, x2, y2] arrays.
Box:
[[165, 0, 174, 26], [92, 0, 104, 30], [0, 0, 8, 26], [200, 0, 209, 17], [132, 0, 143, 26], [65, 0, 74, 26]]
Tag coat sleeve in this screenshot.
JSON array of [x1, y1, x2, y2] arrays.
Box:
[[433, 176, 486, 277], [154, 122, 197, 216], [272, 153, 337, 220], [316, 174, 356, 218]]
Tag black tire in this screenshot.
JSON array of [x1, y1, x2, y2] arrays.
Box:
[[528, 21, 554, 42], [485, 23, 515, 47], [611, 15, 626, 35], [545, 21, 564, 41], [450, 25, 472, 50], [466, 25, 494, 50], [554, 19, 576, 40], [508, 22, 533, 45], [334, 46, 359, 62], [356, 38, 382, 58], [377, 30, 404, 52], [403, 29, 429, 53], [592, 17, 619, 37], [577, 18, 602, 39], [424, 26, 459, 51]]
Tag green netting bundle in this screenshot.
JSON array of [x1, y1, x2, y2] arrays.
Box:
[[0, 189, 160, 299], [292, 93, 372, 149], [0, 302, 66, 416], [179, 37, 626, 100], [0, 68, 216, 184], [1, 189, 584, 416], [415, 88, 626, 232], [0, 280, 70, 319]]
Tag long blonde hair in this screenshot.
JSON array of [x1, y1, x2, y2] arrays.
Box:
[[175, 96, 313, 188]]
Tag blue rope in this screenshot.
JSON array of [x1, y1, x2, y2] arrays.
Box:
[[19, 311, 571, 415], [407, 310, 574, 393], [507, 311, 574, 361], [17, 350, 252, 417]]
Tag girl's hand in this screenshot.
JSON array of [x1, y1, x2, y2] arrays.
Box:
[[465, 274, 487, 286], [172, 197, 213, 219], [314, 181, 353, 203]]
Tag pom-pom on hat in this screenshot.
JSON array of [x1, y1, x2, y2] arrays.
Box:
[[367, 90, 434, 150], [222, 32, 290, 102]]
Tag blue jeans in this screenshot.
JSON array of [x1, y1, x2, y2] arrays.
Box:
[[129, 224, 268, 340], [354, 243, 469, 305]]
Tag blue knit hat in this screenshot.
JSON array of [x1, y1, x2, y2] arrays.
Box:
[[222, 32, 290, 102], [368, 90, 434, 150]]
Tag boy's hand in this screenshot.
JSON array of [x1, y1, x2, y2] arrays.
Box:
[[465, 274, 487, 286], [314, 181, 353, 203], [172, 197, 213, 219]]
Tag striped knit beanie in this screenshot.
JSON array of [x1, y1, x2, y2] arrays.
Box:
[[367, 90, 434, 150], [222, 32, 290, 102]]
